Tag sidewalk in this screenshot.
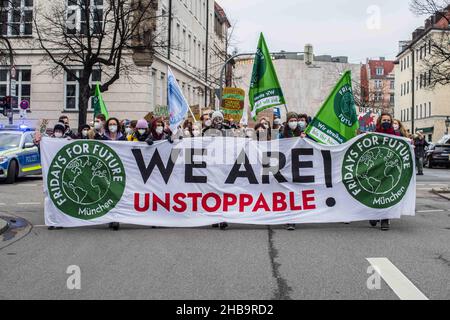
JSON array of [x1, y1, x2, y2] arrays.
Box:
[[0, 217, 9, 235]]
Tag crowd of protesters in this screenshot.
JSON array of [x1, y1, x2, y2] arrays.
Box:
[[36, 109, 429, 233]]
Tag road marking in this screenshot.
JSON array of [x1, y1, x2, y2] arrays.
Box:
[[0, 203, 5, 206], [417, 188, 433, 190], [417, 209, 445, 213], [366, 258, 428, 300], [17, 202, 41, 205]]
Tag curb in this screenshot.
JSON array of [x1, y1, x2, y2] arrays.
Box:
[[0, 217, 9, 235], [432, 189, 450, 201]]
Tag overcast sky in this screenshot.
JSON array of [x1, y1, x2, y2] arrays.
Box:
[[218, 0, 426, 63]]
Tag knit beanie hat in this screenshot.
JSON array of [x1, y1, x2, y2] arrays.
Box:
[[136, 119, 149, 129], [286, 112, 298, 122]]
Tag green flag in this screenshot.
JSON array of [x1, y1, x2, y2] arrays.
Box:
[[305, 71, 359, 145], [249, 33, 285, 120], [93, 83, 109, 119]]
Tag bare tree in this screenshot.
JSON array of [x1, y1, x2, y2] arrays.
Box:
[[33, 0, 169, 127], [410, 0, 450, 88]]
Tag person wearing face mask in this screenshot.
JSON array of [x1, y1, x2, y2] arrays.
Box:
[[183, 120, 194, 138], [369, 113, 399, 231], [191, 123, 202, 138], [280, 112, 302, 231], [104, 118, 125, 141], [52, 123, 66, 139], [259, 117, 272, 140], [204, 111, 230, 137], [59, 115, 76, 139], [148, 118, 174, 144], [281, 112, 302, 139], [393, 119, 408, 137], [201, 113, 212, 135], [128, 119, 151, 142], [93, 114, 109, 140], [77, 124, 92, 140]]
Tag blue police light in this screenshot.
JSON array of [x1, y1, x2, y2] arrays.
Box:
[[19, 124, 28, 131]]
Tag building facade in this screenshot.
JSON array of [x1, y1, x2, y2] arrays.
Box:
[[394, 7, 450, 142], [233, 54, 361, 124], [360, 58, 395, 116], [0, 0, 230, 128]]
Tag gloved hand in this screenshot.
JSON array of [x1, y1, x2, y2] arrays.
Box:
[[146, 137, 154, 146]]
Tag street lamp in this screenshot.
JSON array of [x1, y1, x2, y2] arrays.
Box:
[[445, 116, 450, 135]]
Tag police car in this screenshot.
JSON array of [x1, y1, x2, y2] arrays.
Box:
[[0, 125, 41, 184]]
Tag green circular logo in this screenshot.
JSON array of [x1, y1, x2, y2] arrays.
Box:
[[334, 84, 357, 127], [250, 48, 267, 88], [342, 134, 413, 209], [47, 141, 126, 220]]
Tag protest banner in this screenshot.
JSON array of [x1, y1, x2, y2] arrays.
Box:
[[42, 134, 416, 228], [222, 87, 245, 123]]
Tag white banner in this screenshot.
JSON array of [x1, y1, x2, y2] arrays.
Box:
[[42, 134, 416, 228]]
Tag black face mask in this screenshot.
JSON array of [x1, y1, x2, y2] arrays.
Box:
[[382, 122, 392, 130]]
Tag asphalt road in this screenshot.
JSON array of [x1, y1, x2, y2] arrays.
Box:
[[0, 169, 449, 300]]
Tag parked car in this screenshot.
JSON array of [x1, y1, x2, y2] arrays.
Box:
[[425, 144, 450, 168], [0, 125, 41, 184]]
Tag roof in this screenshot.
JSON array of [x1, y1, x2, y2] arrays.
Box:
[[367, 60, 395, 78], [397, 6, 450, 57], [214, 2, 231, 28]]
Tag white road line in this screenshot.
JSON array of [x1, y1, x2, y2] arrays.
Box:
[[417, 209, 445, 213], [366, 258, 428, 300], [17, 202, 41, 205], [0, 203, 5, 206]]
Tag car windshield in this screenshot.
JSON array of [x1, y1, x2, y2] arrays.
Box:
[[0, 133, 21, 151], [435, 146, 450, 152]]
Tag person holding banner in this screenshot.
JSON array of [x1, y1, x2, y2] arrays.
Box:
[[104, 118, 126, 141], [370, 112, 399, 231], [148, 118, 174, 144], [77, 124, 91, 140], [93, 114, 109, 141], [127, 119, 151, 142]]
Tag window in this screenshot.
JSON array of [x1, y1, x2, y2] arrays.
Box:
[[401, 60, 403, 71], [429, 102, 431, 117], [64, 68, 101, 110], [390, 94, 394, 105], [407, 56, 409, 68], [428, 70, 432, 86], [407, 108, 409, 121], [420, 104, 422, 118], [376, 67, 384, 76], [66, 0, 104, 35], [390, 81, 395, 90], [0, 67, 31, 109], [401, 84, 403, 96], [1, 0, 33, 36], [375, 80, 382, 89]]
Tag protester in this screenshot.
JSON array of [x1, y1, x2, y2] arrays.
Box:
[[58, 115, 76, 139], [375, 113, 400, 136], [127, 119, 151, 143], [77, 124, 91, 140], [104, 117, 125, 141], [93, 114, 108, 140], [147, 118, 174, 144], [204, 110, 230, 137], [183, 120, 193, 137], [281, 112, 302, 139], [192, 123, 202, 138], [280, 112, 302, 231], [370, 112, 398, 231], [298, 114, 308, 132], [414, 131, 429, 176], [393, 119, 408, 137], [255, 123, 269, 141]]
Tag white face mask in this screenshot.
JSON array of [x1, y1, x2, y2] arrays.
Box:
[[184, 130, 191, 136], [205, 120, 212, 127], [262, 123, 269, 129], [193, 129, 201, 137], [393, 124, 400, 131], [82, 130, 89, 137], [274, 119, 282, 126], [109, 125, 118, 133], [156, 127, 164, 135], [298, 121, 307, 130], [288, 121, 298, 130], [138, 129, 146, 135], [54, 132, 63, 138], [125, 127, 133, 135], [94, 122, 103, 131]]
